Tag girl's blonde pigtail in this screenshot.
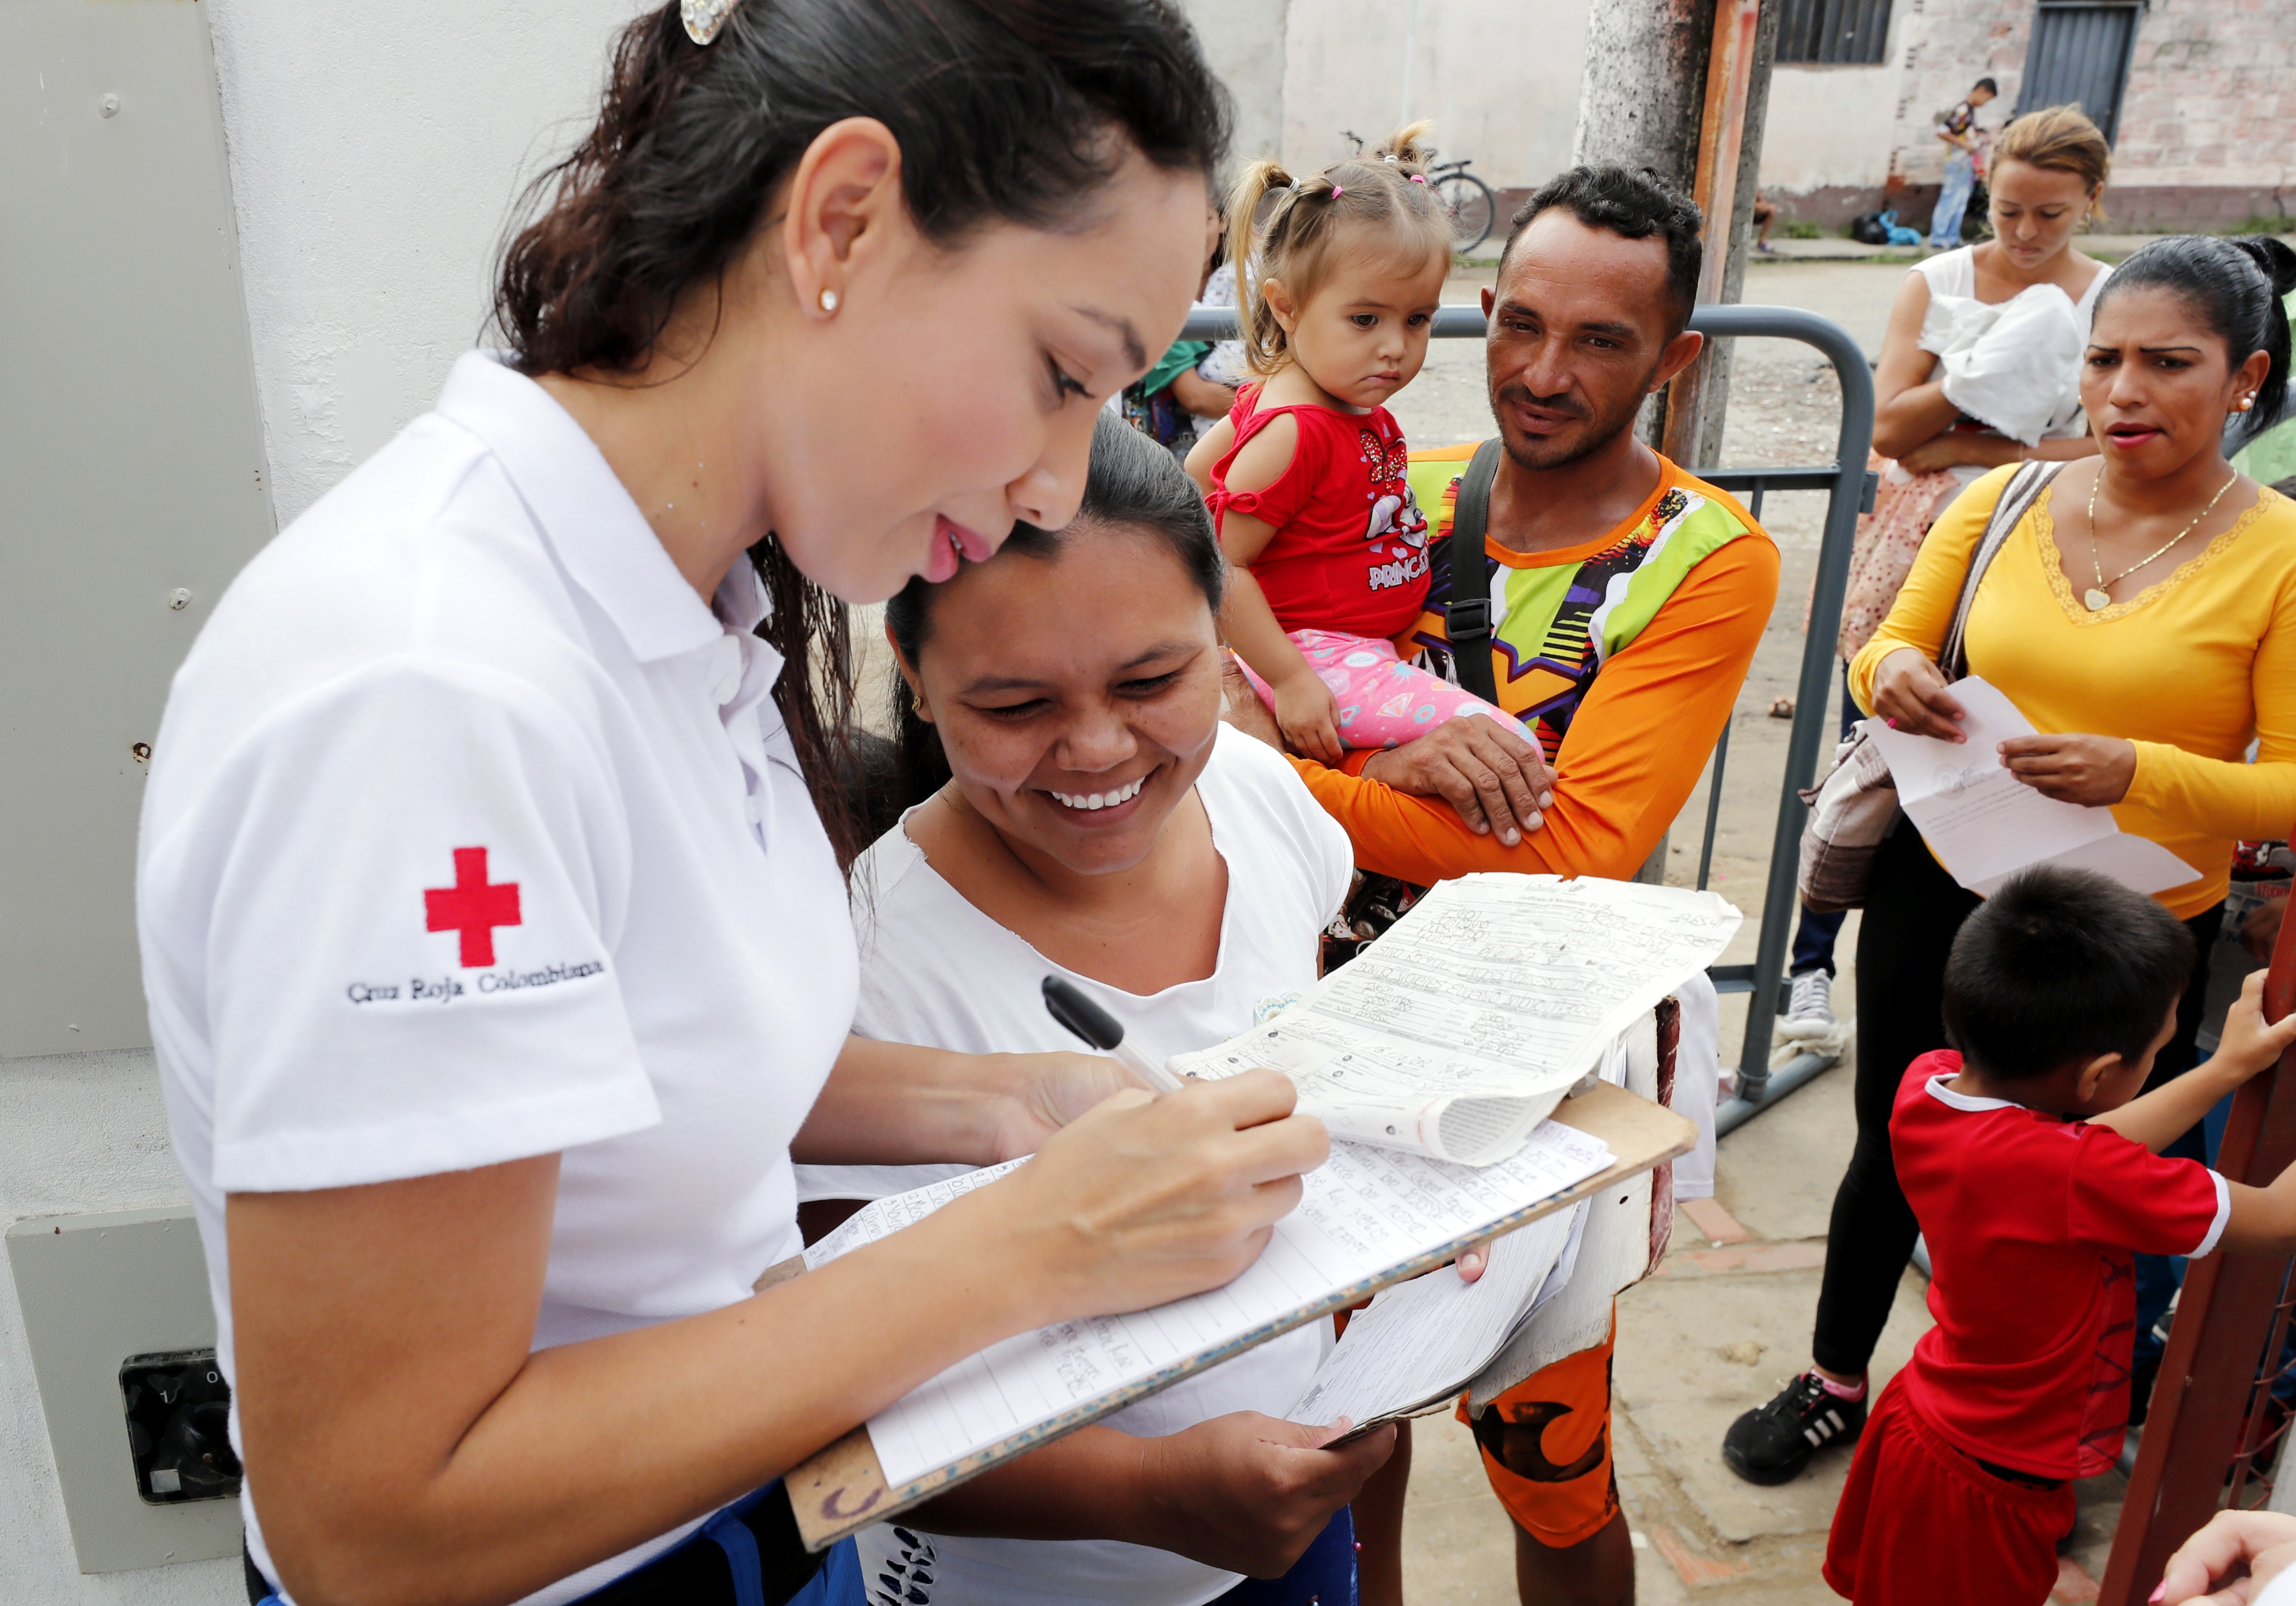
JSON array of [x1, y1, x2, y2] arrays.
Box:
[[1228, 157, 1299, 375], [1373, 119, 1437, 174]]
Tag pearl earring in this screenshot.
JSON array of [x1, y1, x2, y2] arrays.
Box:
[[818, 288, 839, 314], [2240, 396, 2255, 411]]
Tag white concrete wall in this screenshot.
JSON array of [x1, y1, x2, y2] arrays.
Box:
[[1759, 63, 1902, 194], [1179, 0, 1288, 178], [205, 0, 646, 526], [1279, 0, 1587, 188], [2, 4, 645, 1600]]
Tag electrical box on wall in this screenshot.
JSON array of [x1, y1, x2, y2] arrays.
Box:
[[0, 0, 276, 1056], [6, 1208, 241, 1572]]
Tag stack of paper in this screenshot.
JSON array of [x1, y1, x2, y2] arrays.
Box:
[[803, 1122, 1612, 1488], [1169, 875, 1739, 1165], [1866, 677, 2198, 898], [1289, 1206, 1581, 1434]]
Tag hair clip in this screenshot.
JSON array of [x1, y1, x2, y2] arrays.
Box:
[[682, 0, 735, 45], [1331, 183, 1345, 199]]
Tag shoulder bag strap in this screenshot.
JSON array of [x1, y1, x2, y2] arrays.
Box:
[[1446, 438, 1507, 703], [1939, 460, 2063, 680]]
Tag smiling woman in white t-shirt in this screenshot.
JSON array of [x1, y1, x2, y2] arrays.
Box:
[[799, 414, 1393, 1606], [132, 8, 1337, 1606]]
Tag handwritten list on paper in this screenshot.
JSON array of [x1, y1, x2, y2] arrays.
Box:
[[801, 1122, 1613, 1489], [1171, 876, 1740, 1164]]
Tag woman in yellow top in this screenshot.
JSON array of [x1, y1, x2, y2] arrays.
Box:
[[1722, 232, 2296, 1487]]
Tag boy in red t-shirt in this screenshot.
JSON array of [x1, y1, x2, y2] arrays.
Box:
[[1826, 867, 2296, 1606]]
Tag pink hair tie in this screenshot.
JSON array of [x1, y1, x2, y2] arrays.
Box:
[[1409, 173, 1428, 184], [1330, 183, 1344, 198]]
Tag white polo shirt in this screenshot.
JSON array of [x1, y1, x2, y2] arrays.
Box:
[[136, 352, 858, 1603]]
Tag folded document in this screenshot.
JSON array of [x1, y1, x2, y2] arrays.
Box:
[[1169, 874, 1740, 1165], [786, 1083, 1694, 1550], [1865, 677, 2199, 899]]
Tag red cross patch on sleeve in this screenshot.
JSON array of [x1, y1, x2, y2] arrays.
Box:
[[424, 847, 522, 967]]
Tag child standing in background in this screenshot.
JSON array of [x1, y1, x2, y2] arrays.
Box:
[[1187, 124, 1509, 763], [1824, 867, 2296, 1606]]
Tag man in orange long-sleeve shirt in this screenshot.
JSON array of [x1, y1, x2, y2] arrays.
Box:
[[1240, 167, 1779, 1606]]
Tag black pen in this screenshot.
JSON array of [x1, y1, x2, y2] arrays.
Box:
[[1042, 976, 1184, 1092]]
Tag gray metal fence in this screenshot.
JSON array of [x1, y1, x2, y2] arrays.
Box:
[[1180, 302, 1876, 1129]]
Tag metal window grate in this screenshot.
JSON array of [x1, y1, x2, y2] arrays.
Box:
[[1774, 0, 1892, 66], [2016, 1, 2141, 146]]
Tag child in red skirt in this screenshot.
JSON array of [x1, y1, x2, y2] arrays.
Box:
[[1826, 866, 2296, 1606]]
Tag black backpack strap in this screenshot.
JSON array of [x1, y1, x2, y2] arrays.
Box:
[[1447, 438, 1506, 704]]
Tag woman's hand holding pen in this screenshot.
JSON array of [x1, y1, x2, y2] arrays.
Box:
[[954, 1070, 1329, 1330]]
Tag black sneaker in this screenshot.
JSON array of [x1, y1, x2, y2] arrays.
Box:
[[1722, 1372, 1867, 1485]]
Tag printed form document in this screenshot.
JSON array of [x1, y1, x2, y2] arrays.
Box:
[[1169, 875, 1740, 1165], [801, 1121, 1613, 1491], [1865, 677, 2198, 898]]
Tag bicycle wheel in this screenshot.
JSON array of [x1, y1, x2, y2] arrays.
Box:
[[1434, 171, 1498, 254]]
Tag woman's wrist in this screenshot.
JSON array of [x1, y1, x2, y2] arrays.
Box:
[[885, 1181, 1069, 1336]]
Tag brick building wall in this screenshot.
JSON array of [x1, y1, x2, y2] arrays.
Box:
[[1764, 0, 2296, 231], [2108, 0, 2296, 228]]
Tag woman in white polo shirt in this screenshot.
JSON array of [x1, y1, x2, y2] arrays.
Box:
[[134, 5, 1337, 1605]]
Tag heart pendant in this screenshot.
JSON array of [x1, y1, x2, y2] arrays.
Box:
[[2084, 587, 2112, 611]]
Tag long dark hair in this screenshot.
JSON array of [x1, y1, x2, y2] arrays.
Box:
[[491, 0, 1231, 865], [2095, 234, 2296, 451], [884, 410, 1225, 813]]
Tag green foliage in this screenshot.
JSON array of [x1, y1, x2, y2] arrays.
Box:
[[1784, 220, 1822, 239]]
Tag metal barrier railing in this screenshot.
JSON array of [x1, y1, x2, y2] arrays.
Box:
[[1180, 302, 1875, 1130]]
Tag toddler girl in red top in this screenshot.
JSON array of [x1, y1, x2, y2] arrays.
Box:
[[1185, 124, 1508, 763], [1825, 867, 2296, 1606]]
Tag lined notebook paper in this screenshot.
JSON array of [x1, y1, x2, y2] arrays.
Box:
[[805, 1122, 1609, 1485]]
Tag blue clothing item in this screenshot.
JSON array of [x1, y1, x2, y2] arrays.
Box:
[[1209, 1506, 1358, 1606], [1790, 665, 1862, 979], [1930, 153, 1978, 250], [1792, 904, 1848, 979]]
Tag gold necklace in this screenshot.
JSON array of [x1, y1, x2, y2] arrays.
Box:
[[2085, 467, 2239, 611]]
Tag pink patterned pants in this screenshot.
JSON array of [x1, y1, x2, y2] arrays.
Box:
[[1236, 628, 1512, 750]]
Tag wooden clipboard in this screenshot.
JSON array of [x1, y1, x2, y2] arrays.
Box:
[[783, 1080, 1693, 1551]]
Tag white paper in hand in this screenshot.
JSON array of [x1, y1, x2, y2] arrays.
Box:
[[1864, 676, 2198, 898]]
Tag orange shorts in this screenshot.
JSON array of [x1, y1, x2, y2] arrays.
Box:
[[1457, 1308, 1618, 1548]]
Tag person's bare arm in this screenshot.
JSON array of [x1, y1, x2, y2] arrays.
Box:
[[794, 1036, 1139, 1167], [1898, 429, 2100, 475], [1170, 371, 1239, 422], [1215, 417, 1344, 764], [232, 1073, 1325, 1606], [907, 1414, 1395, 1577], [1184, 415, 1237, 497], [1872, 270, 1967, 460], [2091, 972, 2296, 1151], [2217, 1165, 2296, 1256]]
